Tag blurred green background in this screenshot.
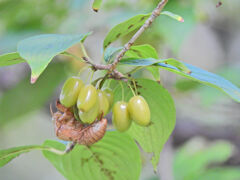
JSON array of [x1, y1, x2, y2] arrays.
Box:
[[0, 0, 240, 179]]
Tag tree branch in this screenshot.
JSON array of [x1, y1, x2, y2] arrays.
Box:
[[110, 0, 168, 69], [81, 0, 168, 80]]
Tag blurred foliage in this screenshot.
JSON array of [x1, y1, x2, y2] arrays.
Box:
[[0, 0, 69, 33], [0, 61, 69, 127], [175, 79, 200, 92], [174, 138, 240, 180]]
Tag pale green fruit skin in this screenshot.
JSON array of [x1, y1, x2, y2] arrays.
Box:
[[103, 88, 114, 108], [97, 90, 110, 117], [113, 101, 132, 132], [60, 77, 84, 107], [79, 99, 99, 124], [77, 84, 98, 112], [128, 96, 150, 126]]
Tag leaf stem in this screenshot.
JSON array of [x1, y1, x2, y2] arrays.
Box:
[[98, 73, 109, 89], [89, 70, 94, 84], [80, 43, 90, 59], [119, 81, 125, 101], [128, 83, 136, 96], [132, 79, 138, 95]]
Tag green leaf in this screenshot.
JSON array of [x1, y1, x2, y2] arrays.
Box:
[[174, 139, 234, 180], [158, 62, 240, 102], [0, 145, 64, 167], [120, 58, 162, 66], [104, 47, 122, 63], [161, 11, 184, 22], [120, 57, 240, 102], [163, 58, 191, 74], [0, 62, 68, 126], [92, 0, 102, 12], [125, 44, 158, 59], [146, 66, 160, 81], [120, 57, 190, 73], [124, 44, 160, 80], [0, 52, 25, 67], [43, 132, 141, 180], [197, 168, 240, 180], [197, 66, 240, 106], [103, 14, 151, 49], [112, 79, 176, 169], [17, 33, 91, 83]]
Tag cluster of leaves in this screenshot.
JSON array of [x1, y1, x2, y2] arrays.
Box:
[[0, 3, 240, 180]]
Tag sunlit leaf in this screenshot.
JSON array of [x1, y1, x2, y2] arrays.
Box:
[[43, 132, 141, 180], [0, 52, 25, 67], [17, 33, 91, 83], [161, 11, 184, 22], [103, 14, 151, 49], [124, 44, 160, 80], [92, 0, 102, 12], [112, 79, 176, 169], [125, 44, 158, 59]]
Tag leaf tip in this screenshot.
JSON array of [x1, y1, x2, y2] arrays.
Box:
[[179, 17, 184, 22], [93, 8, 99, 12], [31, 76, 38, 84], [187, 70, 192, 74]]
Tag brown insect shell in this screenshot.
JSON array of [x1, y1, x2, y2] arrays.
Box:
[[52, 100, 107, 146], [77, 118, 107, 145]]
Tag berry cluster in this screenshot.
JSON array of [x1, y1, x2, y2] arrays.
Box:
[[59, 76, 151, 133], [60, 76, 113, 124], [113, 95, 150, 132]]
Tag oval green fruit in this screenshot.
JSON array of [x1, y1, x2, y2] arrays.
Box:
[[79, 99, 99, 124], [97, 90, 110, 117], [77, 84, 98, 112], [103, 88, 114, 108], [128, 96, 150, 126], [60, 77, 84, 107], [112, 101, 132, 132]]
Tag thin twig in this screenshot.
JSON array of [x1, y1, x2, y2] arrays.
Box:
[[79, 0, 168, 80], [110, 0, 168, 69]]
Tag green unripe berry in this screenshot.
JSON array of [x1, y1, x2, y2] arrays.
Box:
[[112, 101, 132, 132], [103, 88, 114, 108], [128, 96, 150, 126], [97, 90, 109, 117], [79, 99, 99, 124], [77, 84, 98, 112], [60, 77, 84, 107]]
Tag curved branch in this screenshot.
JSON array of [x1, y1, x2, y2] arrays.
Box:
[[110, 0, 168, 69], [81, 0, 168, 80]]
